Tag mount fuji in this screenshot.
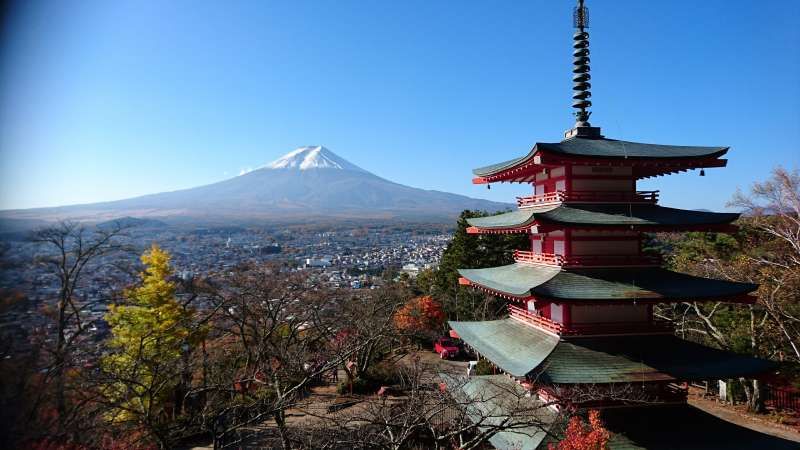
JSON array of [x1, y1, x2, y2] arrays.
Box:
[[1, 146, 509, 225]]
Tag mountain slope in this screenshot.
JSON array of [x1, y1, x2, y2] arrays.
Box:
[[1, 146, 509, 224]]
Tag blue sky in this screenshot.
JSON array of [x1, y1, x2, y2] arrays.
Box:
[[1, 0, 798, 211]]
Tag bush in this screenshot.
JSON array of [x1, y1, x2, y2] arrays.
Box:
[[365, 361, 399, 386], [335, 361, 401, 395], [336, 377, 374, 395], [475, 359, 494, 376]]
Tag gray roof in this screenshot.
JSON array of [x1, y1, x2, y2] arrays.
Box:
[[443, 376, 797, 449], [449, 319, 774, 383], [458, 263, 758, 301], [465, 204, 739, 230], [473, 137, 729, 177], [440, 374, 557, 450]]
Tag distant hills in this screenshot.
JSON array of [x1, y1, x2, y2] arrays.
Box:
[[0, 146, 509, 228]]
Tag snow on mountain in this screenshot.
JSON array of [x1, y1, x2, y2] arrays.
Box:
[[267, 146, 367, 172], [1, 145, 511, 225]]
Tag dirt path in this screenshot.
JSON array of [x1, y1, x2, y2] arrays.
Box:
[[688, 393, 800, 443]]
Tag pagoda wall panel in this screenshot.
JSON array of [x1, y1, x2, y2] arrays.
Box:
[[571, 178, 634, 192], [572, 240, 638, 256], [571, 304, 649, 324], [572, 166, 632, 176]]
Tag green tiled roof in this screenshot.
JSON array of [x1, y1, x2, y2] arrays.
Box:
[[449, 319, 774, 383], [465, 204, 739, 230], [541, 138, 728, 159], [473, 137, 728, 177], [459, 264, 561, 297], [536, 334, 774, 384], [473, 151, 536, 177], [458, 263, 757, 301], [450, 319, 559, 377]]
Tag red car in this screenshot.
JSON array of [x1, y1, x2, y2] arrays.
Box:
[[434, 338, 459, 359]]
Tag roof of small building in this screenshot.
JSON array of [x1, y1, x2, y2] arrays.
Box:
[[473, 137, 728, 177], [448, 319, 774, 382], [465, 204, 739, 231], [441, 375, 798, 450], [458, 263, 757, 301], [440, 374, 557, 450]]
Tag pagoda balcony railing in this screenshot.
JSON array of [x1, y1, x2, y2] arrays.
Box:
[[508, 305, 674, 336], [516, 190, 659, 207], [513, 250, 565, 266], [508, 305, 564, 334], [513, 250, 662, 268]]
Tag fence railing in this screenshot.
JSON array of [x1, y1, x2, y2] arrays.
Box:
[[765, 387, 800, 412]]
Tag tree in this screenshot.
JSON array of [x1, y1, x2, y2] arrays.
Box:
[[655, 167, 800, 412], [394, 295, 446, 339], [22, 220, 129, 443], [101, 244, 201, 448], [191, 265, 401, 449], [549, 410, 610, 450], [434, 210, 527, 321], [729, 167, 800, 362]]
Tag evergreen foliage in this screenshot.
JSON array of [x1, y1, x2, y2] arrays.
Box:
[[430, 210, 527, 321]]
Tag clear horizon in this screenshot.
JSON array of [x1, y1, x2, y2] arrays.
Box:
[[1, 0, 798, 212]]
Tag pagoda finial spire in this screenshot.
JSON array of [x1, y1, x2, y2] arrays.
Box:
[[565, 0, 602, 139]]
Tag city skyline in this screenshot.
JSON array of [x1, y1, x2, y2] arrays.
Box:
[[1, 0, 799, 212]]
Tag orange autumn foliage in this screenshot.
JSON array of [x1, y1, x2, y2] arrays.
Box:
[[549, 410, 610, 450], [394, 296, 445, 334]]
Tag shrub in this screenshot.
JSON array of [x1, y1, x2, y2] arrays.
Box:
[[475, 359, 494, 376]]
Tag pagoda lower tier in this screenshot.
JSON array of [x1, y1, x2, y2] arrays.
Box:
[[450, 318, 772, 382]]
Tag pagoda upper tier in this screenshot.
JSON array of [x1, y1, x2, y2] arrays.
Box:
[[465, 204, 739, 234], [472, 136, 728, 184]]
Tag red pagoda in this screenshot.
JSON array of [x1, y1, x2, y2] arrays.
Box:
[[448, 0, 774, 438]]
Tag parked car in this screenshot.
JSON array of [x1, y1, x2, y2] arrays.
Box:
[[434, 337, 460, 359]]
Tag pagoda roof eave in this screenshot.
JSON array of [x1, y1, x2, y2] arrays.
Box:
[[458, 264, 758, 302], [465, 204, 740, 232], [449, 318, 774, 382], [472, 138, 729, 183]]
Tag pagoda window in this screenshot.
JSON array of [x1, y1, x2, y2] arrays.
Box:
[[532, 238, 543, 254], [526, 299, 537, 313], [551, 303, 564, 323], [553, 240, 565, 256]]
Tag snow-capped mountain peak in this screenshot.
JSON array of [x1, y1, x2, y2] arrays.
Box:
[[267, 146, 367, 172]]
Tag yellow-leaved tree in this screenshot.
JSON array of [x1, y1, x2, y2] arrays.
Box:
[[102, 244, 200, 446]]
